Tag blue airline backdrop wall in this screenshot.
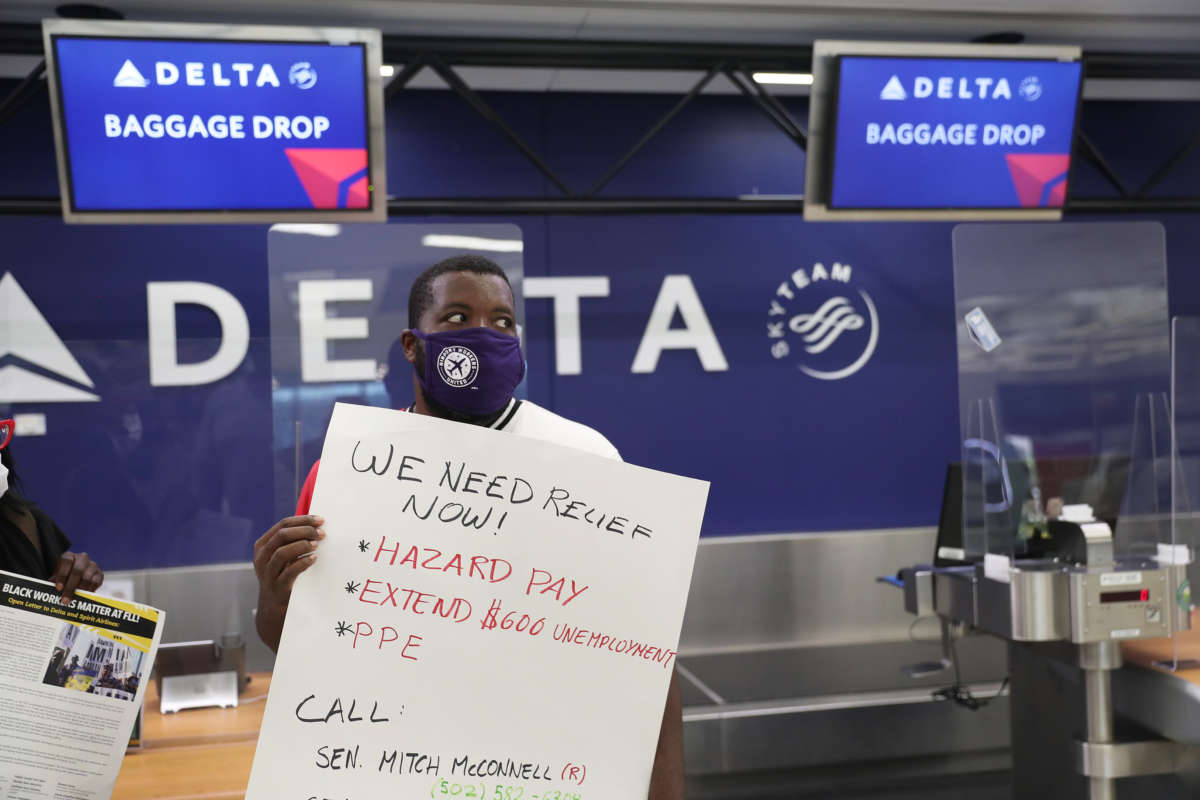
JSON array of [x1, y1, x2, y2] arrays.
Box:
[[1, 82, 1199, 569]]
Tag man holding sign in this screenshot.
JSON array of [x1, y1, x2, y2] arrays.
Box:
[[254, 255, 689, 799]]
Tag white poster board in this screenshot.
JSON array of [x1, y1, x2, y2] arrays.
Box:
[[247, 403, 708, 800]]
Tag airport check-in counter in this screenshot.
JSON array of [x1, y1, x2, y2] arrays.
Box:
[[898, 550, 1198, 799], [118, 221, 1200, 800], [111, 526, 1016, 800], [674, 530, 1012, 795], [891, 222, 1200, 799]]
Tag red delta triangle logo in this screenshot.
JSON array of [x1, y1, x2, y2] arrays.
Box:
[[285, 149, 370, 209], [1005, 153, 1069, 208]]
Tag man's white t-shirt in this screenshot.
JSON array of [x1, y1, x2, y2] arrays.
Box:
[[483, 398, 621, 461]]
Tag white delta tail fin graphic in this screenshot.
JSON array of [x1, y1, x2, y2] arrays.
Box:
[[0, 272, 99, 402], [113, 59, 149, 88], [879, 75, 907, 100]]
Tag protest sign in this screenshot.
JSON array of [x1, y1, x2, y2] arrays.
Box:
[[246, 402, 708, 800]]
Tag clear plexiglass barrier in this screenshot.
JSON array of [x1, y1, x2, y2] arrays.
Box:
[[267, 223, 527, 521], [2, 336, 276, 570], [952, 222, 1173, 562], [1171, 317, 1200, 612]]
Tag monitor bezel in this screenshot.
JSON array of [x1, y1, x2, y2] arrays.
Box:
[[41, 18, 388, 224], [804, 40, 1083, 222]]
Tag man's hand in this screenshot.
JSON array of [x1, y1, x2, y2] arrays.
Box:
[[53, 552, 103, 603], [253, 515, 324, 651], [254, 514, 325, 609]]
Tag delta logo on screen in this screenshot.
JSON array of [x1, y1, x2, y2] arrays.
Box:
[[53, 34, 377, 215], [877, 74, 1043, 102], [285, 149, 370, 209], [103, 57, 369, 209], [833, 56, 1080, 210], [110, 58, 318, 89], [1005, 153, 1069, 207]]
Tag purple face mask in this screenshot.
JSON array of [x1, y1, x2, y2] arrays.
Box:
[[411, 327, 525, 416]]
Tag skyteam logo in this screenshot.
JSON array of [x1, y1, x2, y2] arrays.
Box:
[[0, 272, 99, 402], [1019, 75, 1043, 101], [289, 62, 318, 90], [436, 345, 479, 388], [765, 262, 880, 381]]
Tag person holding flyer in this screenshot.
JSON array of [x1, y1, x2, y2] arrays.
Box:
[[0, 419, 104, 601], [253, 255, 685, 799], [0, 424, 164, 800]]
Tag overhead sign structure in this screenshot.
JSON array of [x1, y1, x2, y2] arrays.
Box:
[[804, 41, 1083, 221], [41, 19, 387, 223], [246, 403, 709, 800]]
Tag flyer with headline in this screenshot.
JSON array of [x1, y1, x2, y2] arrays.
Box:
[[0, 570, 164, 800]]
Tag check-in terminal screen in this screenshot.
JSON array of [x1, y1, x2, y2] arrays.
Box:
[[1100, 590, 1150, 604], [830, 56, 1082, 210], [50, 35, 373, 213]]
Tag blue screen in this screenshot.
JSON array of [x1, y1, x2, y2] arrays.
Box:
[[830, 56, 1082, 209], [52, 36, 373, 212]]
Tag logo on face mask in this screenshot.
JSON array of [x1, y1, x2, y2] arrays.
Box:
[[436, 345, 480, 388]]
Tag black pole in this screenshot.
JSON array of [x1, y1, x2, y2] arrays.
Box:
[[5, 195, 1198, 216], [1075, 131, 1131, 198], [384, 56, 427, 99], [585, 65, 723, 197], [427, 57, 574, 196], [1067, 197, 1200, 212], [0, 59, 45, 127], [1135, 126, 1200, 197], [736, 67, 808, 150], [725, 69, 805, 147]]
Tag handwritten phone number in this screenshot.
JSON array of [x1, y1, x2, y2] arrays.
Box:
[[431, 779, 581, 800]]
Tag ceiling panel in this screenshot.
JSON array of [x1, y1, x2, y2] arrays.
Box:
[[3, 0, 1200, 52]]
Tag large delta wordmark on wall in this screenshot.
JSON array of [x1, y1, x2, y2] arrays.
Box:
[[53, 37, 369, 210], [6, 215, 973, 569], [833, 57, 1080, 209], [0, 272, 100, 402], [3, 265, 878, 397]]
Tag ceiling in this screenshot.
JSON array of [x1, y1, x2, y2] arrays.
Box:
[[5, 0, 1200, 53], [4, 1, 1199, 94]]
